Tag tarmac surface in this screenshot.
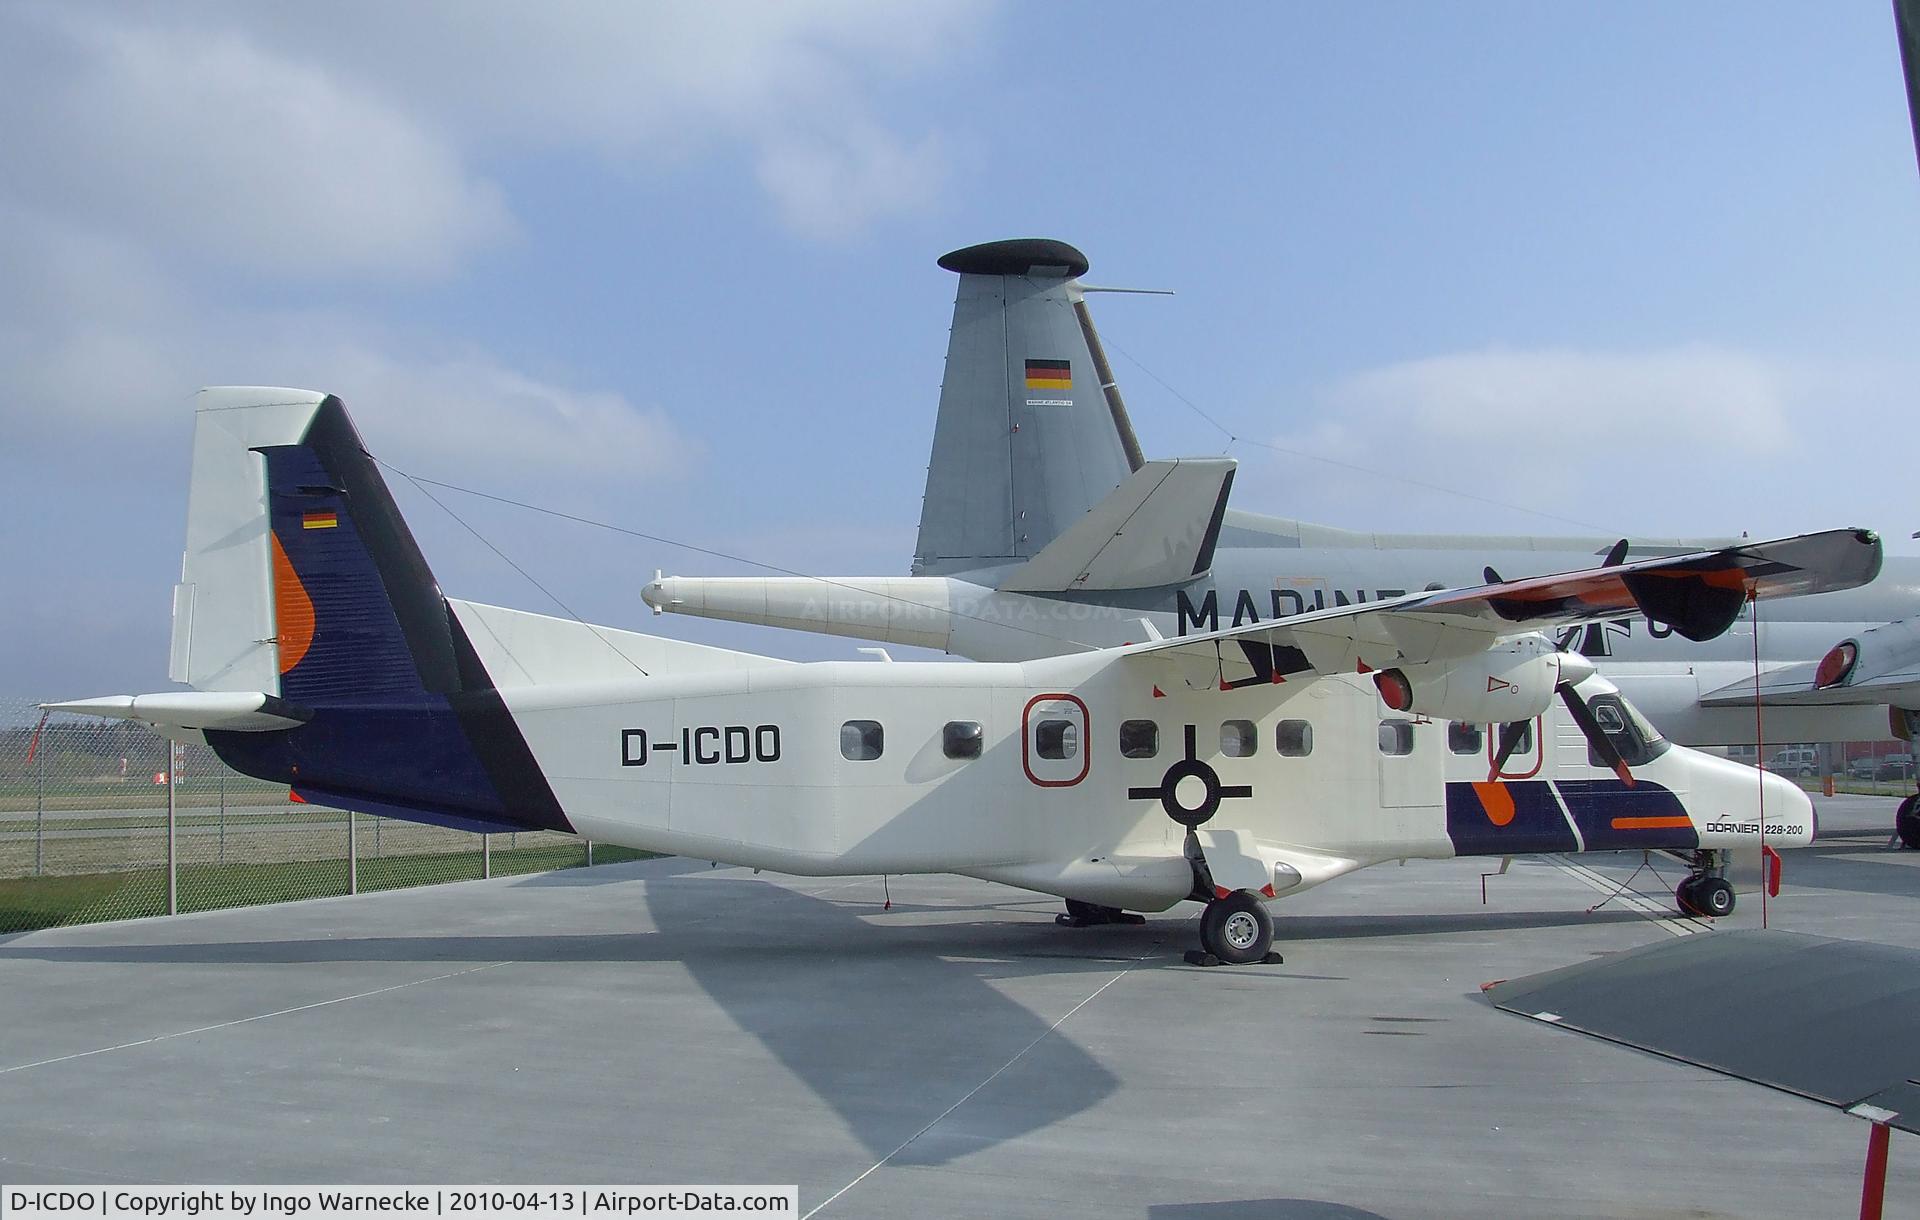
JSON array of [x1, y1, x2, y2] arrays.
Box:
[[1, 794, 1917, 1218]]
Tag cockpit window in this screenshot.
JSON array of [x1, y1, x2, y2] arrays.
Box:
[[1584, 693, 1669, 768]]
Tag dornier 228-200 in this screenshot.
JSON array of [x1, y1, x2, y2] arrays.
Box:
[[49, 389, 1878, 965]]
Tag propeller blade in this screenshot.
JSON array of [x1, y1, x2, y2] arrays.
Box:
[[1603, 538, 1630, 567], [1559, 681, 1635, 786], [1483, 565, 1503, 584], [1488, 720, 1528, 780]]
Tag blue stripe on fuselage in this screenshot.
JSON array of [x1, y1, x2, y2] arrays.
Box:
[[1444, 781, 1577, 855]]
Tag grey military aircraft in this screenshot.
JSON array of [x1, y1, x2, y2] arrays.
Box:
[[644, 237, 1920, 850]]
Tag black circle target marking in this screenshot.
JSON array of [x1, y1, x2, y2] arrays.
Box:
[[1127, 725, 1254, 829]]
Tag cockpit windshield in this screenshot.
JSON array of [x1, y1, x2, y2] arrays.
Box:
[[1585, 692, 1670, 768]]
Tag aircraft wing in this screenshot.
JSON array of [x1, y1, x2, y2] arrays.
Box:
[[1698, 662, 1920, 710], [1698, 599, 1920, 711], [999, 458, 1236, 592], [1123, 529, 1882, 689]]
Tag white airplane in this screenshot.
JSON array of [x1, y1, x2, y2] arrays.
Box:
[[48, 391, 1878, 963], [643, 239, 1920, 849]]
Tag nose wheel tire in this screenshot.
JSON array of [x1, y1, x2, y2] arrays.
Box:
[[1896, 795, 1920, 851], [1677, 875, 1735, 918], [1199, 889, 1274, 965]]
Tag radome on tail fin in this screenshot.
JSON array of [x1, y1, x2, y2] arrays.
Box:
[[912, 239, 1142, 578]]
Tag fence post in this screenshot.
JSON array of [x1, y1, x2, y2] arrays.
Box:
[[166, 742, 178, 916], [34, 723, 45, 877], [482, 833, 492, 879], [348, 811, 358, 895], [586, 839, 594, 867], [218, 768, 226, 864]]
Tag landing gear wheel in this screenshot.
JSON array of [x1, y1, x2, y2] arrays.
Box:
[[1199, 890, 1274, 965], [1681, 876, 1736, 918], [1897, 794, 1920, 851]]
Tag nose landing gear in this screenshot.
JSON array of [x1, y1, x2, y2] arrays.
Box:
[[1675, 850, 1736, 918]]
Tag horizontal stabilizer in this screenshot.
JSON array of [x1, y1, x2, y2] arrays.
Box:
[[999, 458, 1236, 593], [44, 691, 314, 732]]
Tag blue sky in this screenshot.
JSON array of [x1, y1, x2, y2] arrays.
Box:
[[3, 1, 1916, 697]]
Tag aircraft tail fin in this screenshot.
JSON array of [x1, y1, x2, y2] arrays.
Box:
[[913, 239, 1142, 578], [998, 458, 1236, 593], [170, 387, 462, 703]]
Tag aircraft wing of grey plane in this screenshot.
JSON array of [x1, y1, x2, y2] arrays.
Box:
[[644, 236, 1920, 850]]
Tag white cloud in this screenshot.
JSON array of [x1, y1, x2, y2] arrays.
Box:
[[1255, 345, 1816, 536], [312, 348, 696, 481], [0, 209, 690, 484], [0, 10, 511, 280], [206, 1, 984, 156], [1323, 344, 1793, 456], [757, 123, 950, 241]]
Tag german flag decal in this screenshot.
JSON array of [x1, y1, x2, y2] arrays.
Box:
[[302, 511, 339, 530], [1024, 358, 1071, 390]]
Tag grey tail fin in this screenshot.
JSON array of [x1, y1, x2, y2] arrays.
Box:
[[912, 238, 1143, 578], [1899, 0, 1920, 177]]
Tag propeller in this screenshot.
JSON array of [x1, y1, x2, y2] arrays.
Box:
[[1557, 678, 1634, 786], [1486, 651, 1635, 786], [1488, 718, 1530, 778]]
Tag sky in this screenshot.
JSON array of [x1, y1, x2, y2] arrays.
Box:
[[3, 1, 1917, 698]]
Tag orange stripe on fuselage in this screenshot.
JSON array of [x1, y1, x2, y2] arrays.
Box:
[[270, 533, 315, 674], [1472, 781, 1516, 827], [1610, 815, 1692, 830]]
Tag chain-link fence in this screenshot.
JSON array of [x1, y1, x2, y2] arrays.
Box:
[[0, 699, 651, 935]]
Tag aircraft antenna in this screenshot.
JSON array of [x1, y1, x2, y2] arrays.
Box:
[[379, 458, 652, 676]]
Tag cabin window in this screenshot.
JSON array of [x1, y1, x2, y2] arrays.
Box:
[[1448, 722, 1484, 755], [840, 720, 884, 761], [1119, 719, 1159, 759], [1498, 721, 1535, 755], [1220, 720, 1257, 757], [1276, 720, 1313, 757], [1584, 693, 1670, 768], [943, 721, 983, 760], [1378, 719, 1415, 756], [1035, 718, 1079, 760]]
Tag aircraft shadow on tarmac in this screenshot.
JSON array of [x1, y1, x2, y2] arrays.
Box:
[[1149, 1201, 1391, 1219], [1273, 908, 1651, 941], [0, 860, 1145, 1167], [0, 858, 1681, 1169]]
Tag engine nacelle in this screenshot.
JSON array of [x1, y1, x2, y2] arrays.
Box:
[[1816, 614, 1920, 696], [1373, 633, 1563, 723]]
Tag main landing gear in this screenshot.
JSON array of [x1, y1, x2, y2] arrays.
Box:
[[1897, 793, 1920, 851], [1675, 849, 1736, 918], [1191, 888, 1279, 966], [1181, 836, 1282, 967]]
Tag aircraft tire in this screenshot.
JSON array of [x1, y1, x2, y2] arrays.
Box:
[[1200, 890, 1273, 965], [1897, 796, 1920, 851], [1674, 878, 1699, 915], [1692, 877, 1736, 918]]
